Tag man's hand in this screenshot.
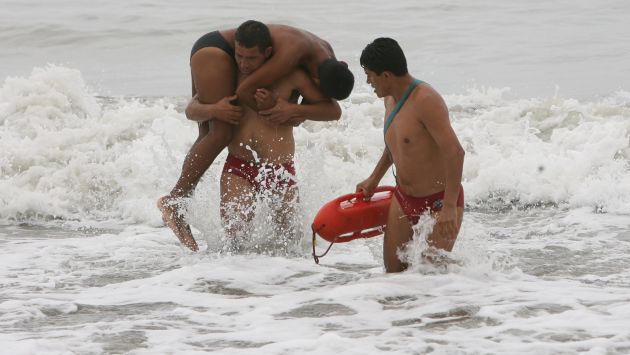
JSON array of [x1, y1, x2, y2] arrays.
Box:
[[254, 88, 277, 111], [432, 205, 459, 246], [258, 97, 295, 125], [356, 177, 379, 201], [213, 95, 243, 125]]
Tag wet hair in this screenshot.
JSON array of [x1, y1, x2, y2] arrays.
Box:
[[235, 20, 271, 52], [360, 37, 408, 76], [318, 59, 355, 100]]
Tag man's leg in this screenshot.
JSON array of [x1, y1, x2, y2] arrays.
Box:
[[158, 47, 236, 251], [220, 170, 257, 249], [383, 196, 414, 273], [271, 184, 301, 248]]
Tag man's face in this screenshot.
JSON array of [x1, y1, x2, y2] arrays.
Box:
[[364, 67, 386, 98], [235, 42, 271, 75]]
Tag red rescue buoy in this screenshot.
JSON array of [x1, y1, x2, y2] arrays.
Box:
[[311, 186, 395, 263]]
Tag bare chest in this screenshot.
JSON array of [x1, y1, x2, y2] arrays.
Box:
[[384, 107, 435, 159]]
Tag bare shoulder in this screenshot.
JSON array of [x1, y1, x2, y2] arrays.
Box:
[[289, 68, 310, 82], [268, 24, 309, 52], [412, 84, 448, 122]]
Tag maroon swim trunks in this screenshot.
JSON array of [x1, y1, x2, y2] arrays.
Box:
[[394, 184, 464, 225], [222, 153, 297, 192]]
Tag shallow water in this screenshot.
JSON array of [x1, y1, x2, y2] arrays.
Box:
[[1, 206, 630, 354], [2, 0, 630, 353]]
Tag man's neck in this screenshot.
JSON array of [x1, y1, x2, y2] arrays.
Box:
[[389, 74, 415, 102]]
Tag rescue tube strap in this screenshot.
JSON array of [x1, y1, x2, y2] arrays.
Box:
[[383, 78, 423, 180], [312, 227, 337, 264], [383, 78, 423, 134]]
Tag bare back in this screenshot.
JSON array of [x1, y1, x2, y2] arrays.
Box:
[[228, 25, 334, 107], [221, 25, 331, 64], [265, 25, 333, 77]]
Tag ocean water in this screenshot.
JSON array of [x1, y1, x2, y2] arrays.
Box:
[[1, 1, 630, 354]]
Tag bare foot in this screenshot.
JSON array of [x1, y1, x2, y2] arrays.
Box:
[[157, 196, 199, 251]]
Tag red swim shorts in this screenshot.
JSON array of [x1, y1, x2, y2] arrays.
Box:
[[222, 153, 297, 192], [394, 184, 464, 225]]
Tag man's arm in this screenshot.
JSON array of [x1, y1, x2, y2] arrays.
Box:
[[356, 97, 396, 199], [236, 50, 301, 110], [289, 70, 341, 121], [418, 92, 464, 241], [356, 148, 393, 200], [258, 70, 340, 124], [185, 96, 214, 122], [419, 93, 464, 209], [184, 95, 242, 124]]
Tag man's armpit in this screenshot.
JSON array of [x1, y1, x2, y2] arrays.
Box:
[[289, 89, 300, 104]]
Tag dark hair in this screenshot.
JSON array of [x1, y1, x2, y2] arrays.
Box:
[[235, 20, 271, 52], [318, 59, 355, 100], [360, 37, 408, 76]]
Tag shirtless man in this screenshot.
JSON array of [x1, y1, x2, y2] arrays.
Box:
[[158, 20, 353, 251], [220, 24, 341, 246], [355, 38, 465, 273]]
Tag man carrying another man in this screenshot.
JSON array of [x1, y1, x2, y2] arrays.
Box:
[[158, 21, 353, 250], [219, 21, 341, 248]]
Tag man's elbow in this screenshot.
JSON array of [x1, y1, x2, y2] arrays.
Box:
[[332, 105, 342, 120], [235, 85, 252, 103], [444, 142, 465, 162], [453, 144, 465, 162], [329, 102, 342, 121], [184, 104, 194, 120]]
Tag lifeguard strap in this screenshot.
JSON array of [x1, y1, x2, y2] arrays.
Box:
[[312, 226, 336, 264]]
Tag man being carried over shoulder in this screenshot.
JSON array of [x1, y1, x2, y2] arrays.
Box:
[[220, 23, 341, 248], [356, 38, 465, 273], [158, 20, 353, 251]]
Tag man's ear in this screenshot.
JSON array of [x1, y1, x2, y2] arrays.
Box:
[[264, 47, 273, 58]]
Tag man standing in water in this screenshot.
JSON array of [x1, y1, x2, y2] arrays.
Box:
[[219, 24, 341, 247], [158, 21, 354, 251], [356, 38, 465, 273]]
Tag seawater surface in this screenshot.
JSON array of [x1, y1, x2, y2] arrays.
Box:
[[1, 0, 630, 354]]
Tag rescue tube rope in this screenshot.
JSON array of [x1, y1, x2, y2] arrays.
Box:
[[312, 225, 337, 264]]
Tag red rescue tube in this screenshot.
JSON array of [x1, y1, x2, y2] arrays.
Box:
[[311, 186, 394, 263]]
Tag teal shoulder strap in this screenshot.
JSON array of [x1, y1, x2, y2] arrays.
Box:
[[383, 79, 423, 181], [383, 79, 423, 134]]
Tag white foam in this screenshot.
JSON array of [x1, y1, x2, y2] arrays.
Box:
[[2, 66, 629, 228], [1, 209, 630, 354]]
